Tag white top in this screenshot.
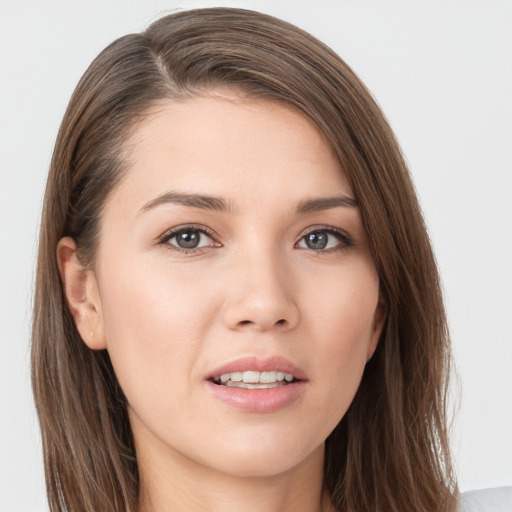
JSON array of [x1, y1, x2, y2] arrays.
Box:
[[459, 487, 512, 511]]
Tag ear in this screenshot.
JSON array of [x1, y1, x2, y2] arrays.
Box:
[[367, 296, 386, 361], [57, 237, 106, 350]]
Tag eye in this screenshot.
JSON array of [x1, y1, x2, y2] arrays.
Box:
[[296, 227, 353, 252], [159, 226, 219, 252]]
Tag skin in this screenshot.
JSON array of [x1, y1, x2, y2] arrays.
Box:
[[59, 93, 385, 512]]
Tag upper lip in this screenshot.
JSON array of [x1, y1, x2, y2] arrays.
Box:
[[206, 355, 308, 381]]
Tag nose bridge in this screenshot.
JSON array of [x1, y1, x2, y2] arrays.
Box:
[[222, 239, 300, 331]]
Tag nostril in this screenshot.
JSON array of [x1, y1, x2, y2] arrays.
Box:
[[237, 318, 286, 327]]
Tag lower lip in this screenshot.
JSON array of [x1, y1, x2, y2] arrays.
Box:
[[204, 380, 307, 413]]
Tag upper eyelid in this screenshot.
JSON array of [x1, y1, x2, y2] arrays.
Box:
[[157, 223, 353, 246], [297, 225, 352, 240], [157, 225, 221, 255], [158, 224, 217, 242], [295, 226, 355, 253]]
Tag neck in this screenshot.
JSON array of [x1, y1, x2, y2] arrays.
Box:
[[137, 441, 332, 512]]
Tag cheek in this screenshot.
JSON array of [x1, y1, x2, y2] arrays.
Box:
[[305, 257, 380, 347], [96, 256, 220, 404], [100, 251, 220, 334], [302, 262, 379, 417]]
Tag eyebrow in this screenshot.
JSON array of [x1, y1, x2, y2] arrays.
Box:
[[296, 195, 358, 213], [138, 191, 358, 216], [138, 191, 234, 215]]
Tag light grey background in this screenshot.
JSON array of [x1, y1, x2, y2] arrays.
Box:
[[1, 1, 511, 510]]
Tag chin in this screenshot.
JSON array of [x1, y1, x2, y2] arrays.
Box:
[[197, 433, 325, 479]]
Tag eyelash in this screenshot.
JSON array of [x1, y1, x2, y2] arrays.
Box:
[[157, 224, 354, 255], [158, 224, 219, 254], [296, 225, 354, 254]]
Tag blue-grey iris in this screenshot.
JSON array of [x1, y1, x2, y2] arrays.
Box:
[[305, 232, 328, 250]]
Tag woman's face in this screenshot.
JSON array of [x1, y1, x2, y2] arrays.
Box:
[[78, 94, 384, 478]]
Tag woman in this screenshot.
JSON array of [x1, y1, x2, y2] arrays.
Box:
[[32, 7, 458, 512]]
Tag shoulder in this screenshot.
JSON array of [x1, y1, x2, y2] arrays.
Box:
[[459, 486, 512, 512]]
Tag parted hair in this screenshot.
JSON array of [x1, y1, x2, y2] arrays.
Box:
[[32, 7, 457, 512]]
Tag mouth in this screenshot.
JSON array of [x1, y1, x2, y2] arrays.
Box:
[[204, 356, 307, 412], [211, 370, 297, 389]]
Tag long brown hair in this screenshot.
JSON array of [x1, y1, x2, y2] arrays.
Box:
[[32, 7, 457, 511]]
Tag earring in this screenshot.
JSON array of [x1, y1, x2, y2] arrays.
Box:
[[86, 316, 94, 338]]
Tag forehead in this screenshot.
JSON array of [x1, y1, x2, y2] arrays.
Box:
[[111, 93, 352, 215]]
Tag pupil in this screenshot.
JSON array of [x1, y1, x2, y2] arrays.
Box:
[[176, 231, 200, 248], [306, 232, 327, 250]]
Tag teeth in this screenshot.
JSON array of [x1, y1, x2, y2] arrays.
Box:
[[216, 370, 294, 385], [220, 372, 242, 383], [243, 371, 260, 383], [225, 381, 286, 389], [260, 371, 277, 383]]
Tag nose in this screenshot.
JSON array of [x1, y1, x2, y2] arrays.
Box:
[[222, 252, 300, 332]]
